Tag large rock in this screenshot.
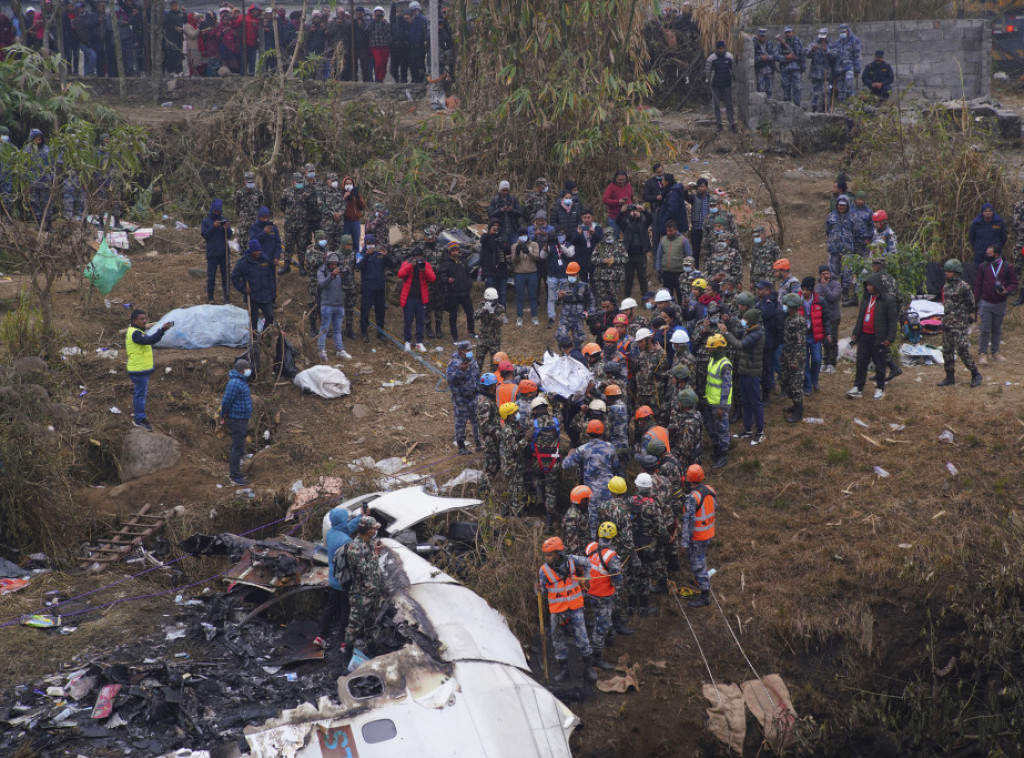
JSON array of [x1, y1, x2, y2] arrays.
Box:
[[12, 356, 47, 376], [121, 427, 182, 481]]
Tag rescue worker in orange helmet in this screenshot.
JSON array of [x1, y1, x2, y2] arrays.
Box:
[[537, 536, 597, 683], [585, 522, 624, 671], [681, 464, 717, 607]]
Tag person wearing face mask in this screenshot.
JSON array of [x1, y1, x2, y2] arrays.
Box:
[[557, 262, 595, 349], [720, 308, 765, 444], [828, 23, 862, 103], [974, 245, 1017, 364], [251, 205, 282, 294], [487, 180, 524, 247], [367, 6, 390, 81], [550, 191, 582, 238], [304, 230, 331, 336], [281, 172, 315, 275], [201, 198, 234, 304], [340, 176, 365, 246], [512, 226, 541, 326], [219, 358, 254, 486], [778, 292, 805, 421], [539, 227, 576, 328], [446, 340, 481, 454], [825, 194, 856, 305], [406, 0, 428, 83], [619, 203, 653, 299], [523, 177, 551, 222], [968, 201, 1007, 266], [937, 260, 983, 388], [438, 240, 476, 341], [317, 252, 353, 362], [703, 40, 736, 132], [569, 208, 605, 284], [480, 217, 511, 312], [807, 29, 832, 112], [233, 170, 265, 254], [231, 239, 277, 332], [655, 219, 692, 303], [749, 225, 780, 290], [798, 276, 830, 396], [0, 126, 14, 215], [318, 172, 346, 249]]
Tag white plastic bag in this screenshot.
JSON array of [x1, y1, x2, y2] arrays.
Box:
[[293, 365, 352, 398], [149, 304, 251, 349]]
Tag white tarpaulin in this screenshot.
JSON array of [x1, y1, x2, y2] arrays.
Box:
[[293, 365, 352, 398], [528, 353, 591, 399], [149, 304, 251, 349], [900, 343, 944, 365], [908, 298, 943, 320]]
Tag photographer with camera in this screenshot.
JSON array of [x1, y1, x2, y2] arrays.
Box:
[[439, 241, 476, 342], [487, 180, 524, 247], [511, 226, 541, 326], [397, 246, 436, 353], [480, 218, 511, 312], [201, 198, 234, 304]]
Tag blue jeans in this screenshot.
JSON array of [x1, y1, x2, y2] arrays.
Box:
[[514, 272, 538, 317], [403, 298, 425, 342], [739, 375, 763, 434], [484, 275, 507, 307], [81, 45, 98, 76], [803, 336, 822, 393], [129, 371, 151, 422], [771, 343, 783, 389], [546, 276, 564, 320], [318, 304, 345, 352], [343, 219, 361, 247]]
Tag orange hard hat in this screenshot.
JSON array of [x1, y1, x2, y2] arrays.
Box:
[[603, 384, 622, 397], [582, 342, 601, 356], [634, 405, 654, 421], [492, 351, 509, 365], [772, 258, 791, 271], [570, 485, 593, 504], [518, 379, 538, 393], [542, 536, 565, 552], [686, 464, 705, 483], [497, 360, 515, 373], [566, 261, 580, 275], [613, 313, 629, 326], [603, 328, 619, 342], [586, 419, 605, 435]]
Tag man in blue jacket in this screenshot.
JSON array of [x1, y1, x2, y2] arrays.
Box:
[[231, 239, 276, 332], [249, 206, 282, 288], [201, 198, 234, 304], [357, 242, 397, 343], [407, 0, 428, 82], [968, 202, 1008, 265], [219, 358, 253, 486], [315, 503, 365, 651]]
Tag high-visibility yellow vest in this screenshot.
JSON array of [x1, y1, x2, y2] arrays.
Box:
[[705, 356, 732, 406], [125, 326, 154, 373]]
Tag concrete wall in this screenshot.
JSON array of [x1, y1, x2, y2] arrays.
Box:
[[735, 20, 991, 130]]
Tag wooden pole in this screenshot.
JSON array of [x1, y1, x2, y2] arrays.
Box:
[[428, 0, 438, 81], [149, 0, 163, 102], [537, 591, 549, 684], [109, 2, 127, 100]]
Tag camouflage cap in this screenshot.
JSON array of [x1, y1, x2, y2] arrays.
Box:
[[668, 364, 691, 380], [423, 225, 440, 236], [678, 388, 699, 407], [243, 171, 255, 181], [314, 229, 327, 240], [358, 515, 381, 531], [646, 438, 667, 456], [535, 177, 548, 186], [706, 301, 721, 314], [303, 162, 315, 171], [752, 225, 764, 234], [293, 172, 304, 181], [340, 234, 353, 246], [327, 172, 338, 181], [682, 256, 695, 267], [744, 308, 761, 324], [373, 202, 386, 212]]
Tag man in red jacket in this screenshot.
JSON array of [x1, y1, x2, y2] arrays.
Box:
[[398, 247, 436, 353], [799, 276, 831, 394]]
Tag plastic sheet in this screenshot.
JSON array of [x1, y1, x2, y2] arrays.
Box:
[[149, 305, 251, 349]]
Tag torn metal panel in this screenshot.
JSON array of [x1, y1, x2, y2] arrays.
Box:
[[322, 487, 483, 540]]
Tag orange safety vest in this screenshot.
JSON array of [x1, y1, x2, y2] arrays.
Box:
[[585, 542, 617, 597], [540, 561, 584, 613], [692, 483, 717, 541], [644, 425, 671, 453], [496, 381, 518, 407]]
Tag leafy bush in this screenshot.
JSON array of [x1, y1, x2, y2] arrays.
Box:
[[0, 292, 46, 357]]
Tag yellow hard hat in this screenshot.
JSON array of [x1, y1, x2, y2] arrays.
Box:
[[598, 521, 618, 539], [706, 334, 727, 350], [691, 278, 707, 289], [499, 401, 519, 419], [608, 476, 627, 495]]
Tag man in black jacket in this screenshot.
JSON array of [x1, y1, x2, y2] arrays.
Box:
[[438, 241, 476, 341], [231, 240, 277, 332], [848, 272, 896, 400], [619, 204, 653, 299], [357, 243, 397, 342], [642, 163, 666, 216]]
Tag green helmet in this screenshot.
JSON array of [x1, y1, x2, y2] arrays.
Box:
[[944, 259, 963, 274], [314, 229, 327, 241], [668, 364, 691, 380], [734, 292, 755, 308], [678, 388, 699, 408], [743, 308, 761, 325], [782, 292, 802, 308], [646, 438, 667, 456], [340, 234, 353, 248]]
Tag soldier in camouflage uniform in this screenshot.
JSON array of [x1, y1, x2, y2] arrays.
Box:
[[305, 230, 330, 336], [556, 262, 595, 348], [446, 341, 482, 454], [753, 29, 778, 98], [341, 516, 385, 669], [522, 177, 551, 224], [303, 163, 323, 255], [597, 478, 640, 631], [281, 172, 317, 274], [701, 207, 739, 261], [477, 374, 501, 493], [870, 257, 905, 382], [620, 299, 650, 339], [632, 329, 666, 411], [585, 524, 624, 669], [562, 486, 592, 556], [638, 452, 680, 579], [829, 23, 863, 102], [631, 472, 670, 600], [538, 538, 596, 683], [340, 235, 361, 338], [780, 292, 805, 422], [1011, 192, 1024, 304], [705, 241, 743, 286], [850, 191, 875, 257], [591, 242, 627, 305], [422, 226, 448, 338], [749, 226, 780, 289], [233, 171, 264, 255], [668, 388, 703, 468], [499, 401, 529, 514], [563, 423, 622, 539], [807, 30, 833, 112], [871, 212, 898, 257], [570, 398, 607, 449], [690, 305, 720, 400], [589, 335, 629, 398], [937, 259, 983, 388], [319, 172, 346, 249], [528, 396, 563, 529], [826, 194, 857, 305], [647, 439, 686, 549], [474, 288, 505, 370], [603, 385, 630, 461]]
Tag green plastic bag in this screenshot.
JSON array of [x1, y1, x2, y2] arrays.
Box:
[[83, 239, 132, 295]]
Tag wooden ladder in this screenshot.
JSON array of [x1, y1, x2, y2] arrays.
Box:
[[80, 503, 167, 573]]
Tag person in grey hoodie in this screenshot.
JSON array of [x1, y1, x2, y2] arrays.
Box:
[[317, 252, 352, 361], [815, 264, 842, 373]]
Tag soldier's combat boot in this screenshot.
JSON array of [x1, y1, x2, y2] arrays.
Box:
[[970, 370, 983, 387], [581, 656, 599, 683], [712, 449, 729, 469], [785, 402, 803, 424], [650, 578, 669, 595], [592, 647, 616, 671], [637, 592, 658, 616], [937, 370, 955, 387], [280, 259, 292, 275], [688, 590, 710, 608], [553, 659, 571, 683], [612, 612, 635, 636], [345, 326, 355, 340], [456, 440, 469, 455], [425, 323, 435, 339]]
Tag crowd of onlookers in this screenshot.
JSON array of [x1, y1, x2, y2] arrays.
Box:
[[0, 1, 454, 81]]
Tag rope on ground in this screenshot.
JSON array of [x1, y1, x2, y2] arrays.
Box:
[[353, 306, 450, 390], [710, 587, 783, 720], [670, 579, 724, 706]]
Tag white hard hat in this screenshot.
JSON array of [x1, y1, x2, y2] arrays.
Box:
[[408, 0, 421, 9], [670, 329, 690, 345], [654, 289, 672, 303], [498, 180, 510, 191], [619, 297, 638, 310], [635, 473, 653, 489], [634, 328, 653, 342], [588, 398, 607, 413], [530, 395, 550, 410], [483, 287, 499, 301], [373, 5, 385, 12]]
